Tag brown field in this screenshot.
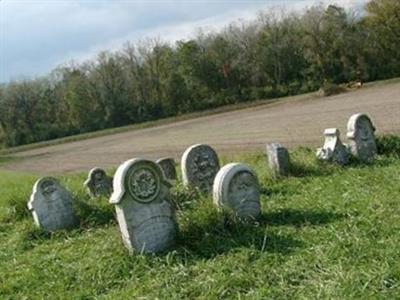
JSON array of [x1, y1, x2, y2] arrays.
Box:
[[2, 80, 400, 174]]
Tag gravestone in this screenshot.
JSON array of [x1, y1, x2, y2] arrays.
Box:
[[110, 158, 177, 254], [266, 143, 290, 177], [347, 113, 377, 162], [28, 177, 76, 232], [84, 167, 113, 197], [156, 158, 177, 182], [316, 128, 350, 165], [213, 163, 261, 221], [181, 144, 220, 193]]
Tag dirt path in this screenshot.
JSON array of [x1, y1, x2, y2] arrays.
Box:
[[2, 82, 400, 174]]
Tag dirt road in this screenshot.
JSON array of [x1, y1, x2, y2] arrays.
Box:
[[2, 81, 400, 174]]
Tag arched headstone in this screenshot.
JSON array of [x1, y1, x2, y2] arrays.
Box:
[[84, 167, 113, 197], [316, 128, 350, 165], [156, 157, 177, 182], [28, 177, 76, 231], [266, 143, 290, 177], [213, 163, 261, 221], [110, 158, 177, 254], [347, 113, 377, 162], [181, 144, 220, 193]]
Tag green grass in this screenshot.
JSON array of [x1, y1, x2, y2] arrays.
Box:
[[1, 140, 400, 299]]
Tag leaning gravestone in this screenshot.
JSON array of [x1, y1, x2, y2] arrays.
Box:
[[181, 144, 220, 193], [110, 158, 177, 254], [316, 128, 350, 165], [266, 143, 290, 177], [84, 167, 113, 198], [347, 113, 377, 162], [156, 158, 177, 182], [28, 177, 76, 232], [213, 163, 261, 221]]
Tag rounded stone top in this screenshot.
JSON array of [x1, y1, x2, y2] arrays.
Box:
[[213, 162, 258, 206], [347, 113, 375, 139], [110, 158, 168, 205], [84, 167, 107, 186], [28, 177, 60, 210]]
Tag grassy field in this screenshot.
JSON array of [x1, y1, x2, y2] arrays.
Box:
[[1, 136, 400, 299]]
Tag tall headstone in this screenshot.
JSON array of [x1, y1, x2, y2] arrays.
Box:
[[181, 144, 220, 193], [316, 128, 350, 165], [266, 143, 290, 177], [28, 177, 76, 231], [347, 113, 377, 162], [84, 167, 113, 198], [156, 158, 177, 182], [213, 163, 261, 221], [110, 158, 177, 254]]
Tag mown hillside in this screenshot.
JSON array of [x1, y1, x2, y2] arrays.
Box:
[[1, 0, 399, 148], [1, 136, 400, 299]]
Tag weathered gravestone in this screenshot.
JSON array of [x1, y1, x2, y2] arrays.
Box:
[[316, 128, 350, 165], [213, 163, 261, 221], [266, 143, 290, 177], [28, 177, 76, 231], [181, 144, 220, 193], [84, 167, 113, 198], [110, 158, 177, 254], [347, 113, 377, 162], [156, 157, 177, 182]]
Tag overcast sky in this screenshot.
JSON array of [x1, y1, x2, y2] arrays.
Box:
[[0, 0, 368, 83]]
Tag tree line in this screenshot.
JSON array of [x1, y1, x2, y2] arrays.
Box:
[[0, 0, 399, 147]]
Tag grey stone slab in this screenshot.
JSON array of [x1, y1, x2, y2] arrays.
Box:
[[266, 143, 290, 177], [213, 163, 261, 221], [28, 177, 76, 232], [110, 158, 177, 254], [84, 167, 113, 198], [156, 158, 177, 182], [181, 144, 220, 193], [317, 128, 350, 165], [347, 113, 377, 162]]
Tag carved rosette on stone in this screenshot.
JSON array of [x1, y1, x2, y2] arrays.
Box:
[[156, 157, 177, 182], [110, 158, 177, 254], [28, 177, 76, 232], [213, 163, 261, 221], [316, 128, 350, 165], [266, 143, 290, 177], [181, 144, 220, 193], [347, 113, 377, 162], [84, 167, 113, 198]]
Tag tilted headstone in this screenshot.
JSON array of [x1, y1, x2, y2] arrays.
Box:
[[28, 177, 76, 231], [110, 158, 177, 254], [156, 158, 177, 182], [266, 143, 290, 177], [181, 144, 220, 193], [213, 163, 261, 221], [316, 128, 350, 165], [347, 113, 377, 162], [84, 167, 113, 198]]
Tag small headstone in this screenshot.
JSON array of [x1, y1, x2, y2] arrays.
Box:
[[316, 128, 350, 165], [110, 158, 177, 254], [213, 163, 261, 221], [156, 158, 177, 182], [347, 113, 377, 162], [84, 167, 113, 197], [266, 143, 290, 177], [28, 177, 76, 231], [181, 144, 220, 193]]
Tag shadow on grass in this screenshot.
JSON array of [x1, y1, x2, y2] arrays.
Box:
[[74, 198, 115, 228], [260, 208, 344, 228], [289, 160, 335, 178]]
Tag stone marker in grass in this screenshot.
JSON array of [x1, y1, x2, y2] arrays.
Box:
[[347, 113, 377, 162], [266, 143, 290, 177], [110, 158, 177, 254], [316, 128, 350, 165], [156, 157, 177, 182], [181, 144, 220, 193], [28, 177, 76, 232], [84, 167, 113, 198], [213, 163, 261, 221]]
